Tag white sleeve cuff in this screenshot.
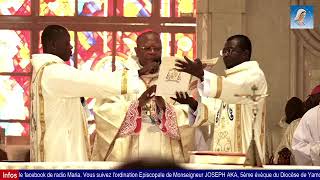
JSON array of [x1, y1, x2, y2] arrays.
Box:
[[197, 70, 211, 97], [188, 104, 201, 126], [311, 142, 320, 166], [203, 70, 211, 97]]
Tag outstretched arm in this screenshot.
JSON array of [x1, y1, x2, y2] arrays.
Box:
[[42, 63, 140, 98], [198, 68, 267, 104]]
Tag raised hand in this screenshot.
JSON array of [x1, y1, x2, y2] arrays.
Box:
[[138, 85, 157, 108], [170, 92, 198, 111], [175, 56, 205, 81], [138, 62, 160, 76]]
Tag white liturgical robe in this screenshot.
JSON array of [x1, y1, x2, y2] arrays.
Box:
[[273, 118, 300, 164], [292, 106, 320, 165], [91, 56, 196, 163], [30, 53, 139, 162], [191, 61, 268, 163]]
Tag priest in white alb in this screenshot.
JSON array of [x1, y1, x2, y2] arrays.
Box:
[[31, 25, 140, 162], [173, 35, 268, 163]]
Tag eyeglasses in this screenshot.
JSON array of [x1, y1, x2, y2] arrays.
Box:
[[219, 48, 243, 56], [139, 46, 162, 52]]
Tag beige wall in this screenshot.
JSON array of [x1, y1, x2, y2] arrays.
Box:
[[246, 0, 292, 129], [198, 0, 320, 157]]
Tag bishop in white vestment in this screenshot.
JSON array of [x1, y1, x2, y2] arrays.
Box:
[[91, 31, 196, 163], [91, 56, 196, 163]]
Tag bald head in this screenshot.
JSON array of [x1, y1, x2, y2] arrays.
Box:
[[135, 31, 162, 67]]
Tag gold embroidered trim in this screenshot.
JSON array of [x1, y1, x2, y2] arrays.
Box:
[[260, 102, 266, 146], [121, 69, 128, 95], [103, 121, 124, 161], [199, 104, 209, 127], [37, 61, 57, 161], [235, 104, 242, 152], [82, 109, 91, 161], [215, 76, 223, 98]]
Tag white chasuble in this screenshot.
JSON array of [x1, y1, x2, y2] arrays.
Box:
[[91, 56, 196, 163], [192, 61, 267, 163]]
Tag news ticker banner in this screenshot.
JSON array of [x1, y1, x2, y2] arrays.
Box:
[[1, 169, 320, 179]]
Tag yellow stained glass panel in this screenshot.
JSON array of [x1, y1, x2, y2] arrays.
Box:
[[40, 0, 75, 16]]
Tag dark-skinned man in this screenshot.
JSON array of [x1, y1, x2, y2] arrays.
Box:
[[292, 84, 320, 165], [172, 35, 268, 163], [274, 97, 304, 165], [31, 25, 142, 162], [91, 31, 196, 163]]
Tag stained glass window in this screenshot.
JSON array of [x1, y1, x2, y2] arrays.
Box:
[[77, 31, 113, 71], [0, 30, 31, 73], [115, 31, 140, 61], [160, 33, 171, 57], [78, 0, 113, 16], [0, 75, 30, 121], [161, 0, 196, 17], [0, 0, 31, 16], [0, 122, 29, 136], [176, 0, 196, 17], [160, 0, 170, 17], [40, 0, 75, 16], [175, 33, 196, 59], [117, 0, 152, 17]]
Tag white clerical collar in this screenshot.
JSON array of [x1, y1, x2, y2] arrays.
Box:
[[225, 61, 258, 76]]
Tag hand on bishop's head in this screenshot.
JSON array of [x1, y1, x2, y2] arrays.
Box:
[[138, 61, 160, 76], [175, 56, 205, 81], [170, 92, 198, 111], [138, 85, 157, 108]]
